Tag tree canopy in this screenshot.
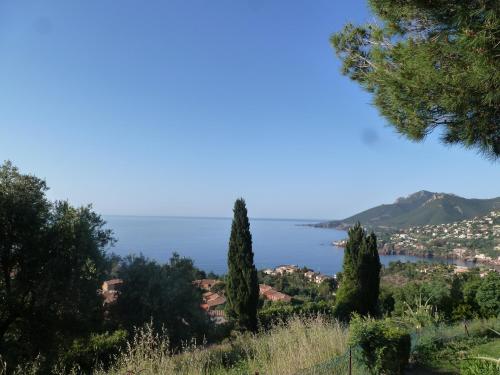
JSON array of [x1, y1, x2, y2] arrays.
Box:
[[331, 0, 500, 159], [110, 253, 211, 348], [0, 161, 113, 369]]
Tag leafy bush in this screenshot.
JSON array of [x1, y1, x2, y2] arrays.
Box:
[[460, 358, 500, 375], [258, 301, 334, 329], [476, 272, 500, 318], [58, 330, 127, 372], [401, 295, 440, 331], [349, 315, 411, 375], [411, 317, 500, 371]]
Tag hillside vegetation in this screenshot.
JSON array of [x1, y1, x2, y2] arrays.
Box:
[[7, 316, 497, 375], [315, 191, 500, 230]]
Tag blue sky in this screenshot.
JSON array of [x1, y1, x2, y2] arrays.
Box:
[[0, 0, 498, 220]]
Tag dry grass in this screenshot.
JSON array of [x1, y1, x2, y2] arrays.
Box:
[[97, 315, 349, 375]]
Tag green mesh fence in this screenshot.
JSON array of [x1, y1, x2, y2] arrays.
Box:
[[294, 346, 366, 375], [294, 321, 497, 375]]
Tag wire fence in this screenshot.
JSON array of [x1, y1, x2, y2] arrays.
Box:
[[294, 346, 365, 375], [293, 320, 496, 375]]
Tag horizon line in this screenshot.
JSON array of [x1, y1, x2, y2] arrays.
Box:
[[102, 214, 329, 222]]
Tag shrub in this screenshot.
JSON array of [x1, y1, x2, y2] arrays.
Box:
[[460, 358, 500, 375], [58, 330, 127, 372], [349, 315, 411, 375]]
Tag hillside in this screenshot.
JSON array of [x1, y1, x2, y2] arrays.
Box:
[[315, 191, 500, 230]]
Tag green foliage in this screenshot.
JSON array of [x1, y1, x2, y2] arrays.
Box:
[[110, 253, 211, 348], [419, 280, 453, 318], [476, 272, 500, 318], [387, 268, 498, 322], [349, 315, 411, 375], [460, 357, 500, 375], [334, 223, 381, 321], [0, 161, 113, 371], [381, 262, 498, 322], [258, 301, 335, 329], [378, 286, 395, 316], [411, 317, 500, 371], [225, 199, 259, 332], [400, 296, 440, 331], [331, 1, 500, 159], [58, 330, 127, 372]]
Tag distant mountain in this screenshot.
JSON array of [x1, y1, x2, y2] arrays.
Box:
[[316, 191, 500, 230]]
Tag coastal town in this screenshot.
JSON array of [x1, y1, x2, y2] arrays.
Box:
[[379, 210, 500, 265], [333, 211, 500, 266]]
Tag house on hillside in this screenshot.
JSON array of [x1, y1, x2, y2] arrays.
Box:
[[264, 290, 291, 303], [193, 279, 220, 290], [453, 266, 469, 274], [314, 274, 331, 284], [102, 279, 123, 292], [200, 291, 226, 311], [275, 265, 299, 275], [304, 271, 316, 280], [259, 284, 291, 303], [259, 284, 274, 294], [101, 279, 123, 305]]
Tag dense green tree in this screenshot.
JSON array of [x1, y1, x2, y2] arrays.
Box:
[[110, 253, 211, 348], [379, 286, 396, 316], [0, 161, 113, 369], [392, 280, 453, 320], [331, 0, 500, 159], [475, 272, 500, 317], [225, 199, 259, 331], [334, 223, 381, 320]]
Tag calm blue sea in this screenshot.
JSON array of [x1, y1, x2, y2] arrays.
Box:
[[104, 216, 472, 276]]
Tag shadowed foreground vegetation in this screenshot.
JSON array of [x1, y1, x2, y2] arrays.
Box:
[[97, 316, 349, 375], [4, 316, 498, 375], [2, 316, 348, 375]]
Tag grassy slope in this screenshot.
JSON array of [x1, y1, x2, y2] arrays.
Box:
[[97, 317, 349, 375], [471, 338, 500, 358], [96, 317, 499, 375]]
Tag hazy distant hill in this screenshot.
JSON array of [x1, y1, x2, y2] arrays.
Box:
[[316, 191, 500, 229]]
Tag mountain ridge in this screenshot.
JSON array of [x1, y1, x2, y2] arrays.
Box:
[[315, 191, 500, 229]]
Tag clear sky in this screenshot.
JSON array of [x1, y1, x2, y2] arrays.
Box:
[[0, 0, 498, 220]]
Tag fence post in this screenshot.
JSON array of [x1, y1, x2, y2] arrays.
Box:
[[349, 346, 352, 375]]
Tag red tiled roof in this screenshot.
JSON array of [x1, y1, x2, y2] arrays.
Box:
[[259, 284, 273, 294], [206, 295, 226, 307]]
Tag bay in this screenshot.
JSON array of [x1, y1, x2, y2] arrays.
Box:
[[104, 216, 473, 275]]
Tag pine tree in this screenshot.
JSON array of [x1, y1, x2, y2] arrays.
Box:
[[331, 0, 500, 159], [334, 223, 381, 321], [225, 199, 259, 331]]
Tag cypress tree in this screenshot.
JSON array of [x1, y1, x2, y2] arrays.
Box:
[[225, 199, 259, 331], [334, 223, 381, 321]]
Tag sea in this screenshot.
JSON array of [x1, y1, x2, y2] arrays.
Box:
[[104, 216, 475, 276]]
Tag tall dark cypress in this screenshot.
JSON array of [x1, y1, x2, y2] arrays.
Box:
[[363, 231, 381, 315], [225, 199, 259, 331], [334, 222, 381, 321]]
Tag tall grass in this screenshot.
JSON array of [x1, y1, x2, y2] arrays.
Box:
[[96, 315, 349, 375]]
